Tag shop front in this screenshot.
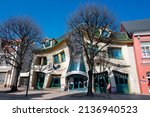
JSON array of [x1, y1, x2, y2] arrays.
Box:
[[113, 70, 129, 93]]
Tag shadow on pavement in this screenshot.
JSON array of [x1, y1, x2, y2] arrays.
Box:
[[50, 93, 150, 100], [0, 90, 51, 100], [50, 93, 112, 100], [1, 88, 150, 100]]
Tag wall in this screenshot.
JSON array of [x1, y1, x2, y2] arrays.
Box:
[[30, 41, 70, 90], [94, 43, 140, 94], [133, 34, 150, 94]]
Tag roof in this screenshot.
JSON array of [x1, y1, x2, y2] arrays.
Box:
[[112, 32, 133, 44], [121, 19, 150, 34], [33, 31, 132, 54], [113, 32, 130, 41], [33, 34, 67, 53]]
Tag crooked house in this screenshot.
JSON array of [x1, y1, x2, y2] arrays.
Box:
[[29, 32, 140, 94], [0, 41, 17, 88]]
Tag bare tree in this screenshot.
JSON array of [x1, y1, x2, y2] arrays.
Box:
[[94, 51, 110, 73], [67, 3, 116, 96], [0, 16, 42, 92]]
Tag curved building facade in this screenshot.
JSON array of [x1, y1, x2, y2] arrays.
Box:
[[66, 53, 87, 90]]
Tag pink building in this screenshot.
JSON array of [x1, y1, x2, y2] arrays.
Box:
[[121, 19, 150, 94]]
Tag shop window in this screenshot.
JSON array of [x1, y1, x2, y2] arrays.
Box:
[[0, 73, 5, 84], [147, 72, 150, 87], [50, 77, 60, 87], [114, 76, 119, 84], [108, 47, 123, 59], [119, 78, 124, 84]]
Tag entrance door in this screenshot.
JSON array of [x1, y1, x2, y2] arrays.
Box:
[[67, 75, 87, 91], [50, 76, 61, 88], [113, 70, 129, 93], [74, 77, 84, 89], [94, 71, 109, 93], [36, 72, 45, 89]]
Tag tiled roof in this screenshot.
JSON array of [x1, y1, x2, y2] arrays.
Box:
[[111, 32, 133, 44], [113, 32, 130, 41], [122, 19, 150, 34], [33, 34, 66, 53]]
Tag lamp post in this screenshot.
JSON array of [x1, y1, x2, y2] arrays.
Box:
[[25, 59, 33, 97], [25, 72, 30, 97]]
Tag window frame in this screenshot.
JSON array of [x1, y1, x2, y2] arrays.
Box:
[[53, 51, 66, 64], [60, 51, 65, 62], [141, 42, 150, 58], [108, 47, 123, 59], [53, 54, 59, 64]]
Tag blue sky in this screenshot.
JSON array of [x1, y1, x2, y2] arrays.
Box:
[[0, 0, 150, 38]]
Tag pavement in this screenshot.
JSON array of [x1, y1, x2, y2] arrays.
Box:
[[0, 87, 150, 100]]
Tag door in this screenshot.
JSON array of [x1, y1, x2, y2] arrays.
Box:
[[67, 75, 87, 91], [36, 72, 45, 89], [74, 77, 84, 90], [50, 77, 61, 88], [113, 70, 129, 93]]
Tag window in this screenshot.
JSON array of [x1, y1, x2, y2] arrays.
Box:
[[141, 42, 150, 58], [53, 55, 59, 64], [87, 43, 99, 55], [108, 47, 123, 59], [36, 57, 47, 65], [60, 52, 65, 62], [147, 72, 150, 87], [102, 30, 110, 38], [53, 51, 66, 64], [0, 73, 5, 84], [36, 57, 42, 65], [43, 57, 47, 65], [44, 40, 50, 47]]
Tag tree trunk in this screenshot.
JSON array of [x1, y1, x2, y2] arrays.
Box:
[[10, 66, 21, 92], [87, 69, 94, 96]]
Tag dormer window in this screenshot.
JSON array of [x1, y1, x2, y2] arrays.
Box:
[[44, 40, 50, 48], [43, 38, 57, 48], [99, 28, 111, 38]]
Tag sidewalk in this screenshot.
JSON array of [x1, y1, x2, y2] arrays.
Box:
[[0, 87, 82, 100], [0, 87, 150, 100]]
